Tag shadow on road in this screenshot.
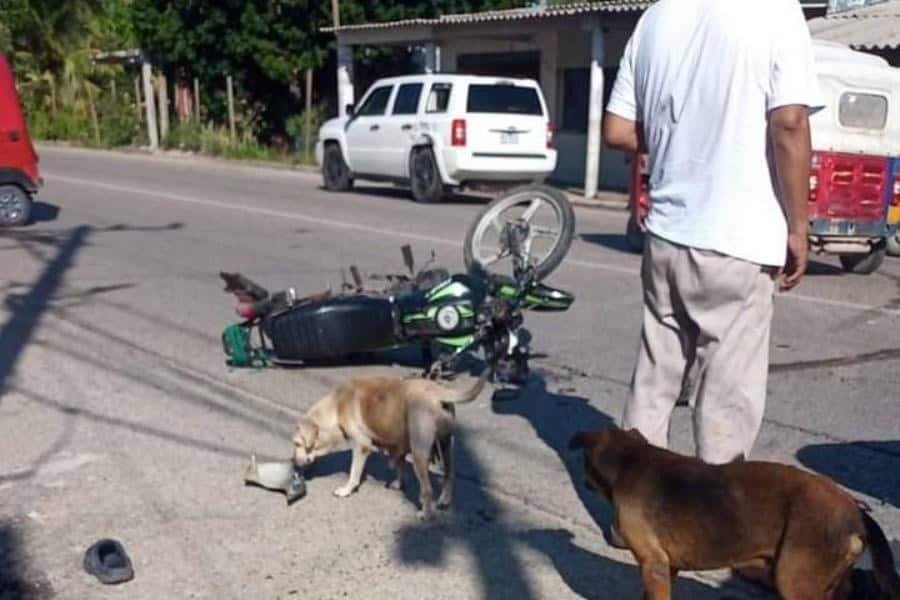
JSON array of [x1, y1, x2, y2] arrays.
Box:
[[579, 233, 639, 255], [324, 184, 489, 206], [0, 521, 54, 599], [393, 425, 546, 599], [28, 201, 61, 225], [492, 376, 616, 531], [796, 441, 900, 508], [518, 528, 725, 599], [0, 225, 89, 397]]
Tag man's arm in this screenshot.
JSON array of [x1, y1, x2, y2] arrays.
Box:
[[602, 114, 646, 154], [769, 105, 811, 290]]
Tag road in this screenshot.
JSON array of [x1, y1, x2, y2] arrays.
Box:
[[2, 145, 898, 599]]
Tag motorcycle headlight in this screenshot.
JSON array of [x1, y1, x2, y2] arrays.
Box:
[[436, 305, 460, 332]]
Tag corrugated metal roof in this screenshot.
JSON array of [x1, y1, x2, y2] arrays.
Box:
[[324, 1, 652, 33], [809, 0, 900, 50]]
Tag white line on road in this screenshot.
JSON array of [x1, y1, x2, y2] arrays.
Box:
[[46, 173, 900, 317]]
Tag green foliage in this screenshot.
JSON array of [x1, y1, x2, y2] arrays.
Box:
[[4, 0, 530, 161], [162, 120, 312, 165]]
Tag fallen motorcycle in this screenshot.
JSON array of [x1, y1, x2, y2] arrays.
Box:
[[219, 184, 576, 383]]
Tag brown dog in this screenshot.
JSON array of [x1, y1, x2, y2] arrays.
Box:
[[570, 428, 900, 600], [292, 371, 488, 519]]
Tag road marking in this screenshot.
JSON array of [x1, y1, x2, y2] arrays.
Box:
[[46, 173, 900, 317]]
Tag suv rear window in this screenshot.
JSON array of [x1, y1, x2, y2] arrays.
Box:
[[426, 83, 452, 113], [839, 92, 888, 130], [466, 84, 543, 115]]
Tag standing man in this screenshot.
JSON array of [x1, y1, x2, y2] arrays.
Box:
[[603, 0, 822, 464]]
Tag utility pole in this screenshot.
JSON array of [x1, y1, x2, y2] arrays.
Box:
[[304, 68, 313, 162], [141, 60, 159, 151], [193, 78, 200, 122], [226, 75, 236, 143], [158, 73, 170, 141]]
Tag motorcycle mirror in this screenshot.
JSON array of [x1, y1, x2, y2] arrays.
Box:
[[402, 244, 415, 276]]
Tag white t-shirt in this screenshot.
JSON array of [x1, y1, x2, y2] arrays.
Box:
[[606, 0, 823, 267]]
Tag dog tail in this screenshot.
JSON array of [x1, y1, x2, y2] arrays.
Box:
[[860, 507, 900, 599], [440, 369, 491, 404]]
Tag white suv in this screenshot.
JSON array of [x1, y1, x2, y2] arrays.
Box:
[[315, 74, 557, 203]]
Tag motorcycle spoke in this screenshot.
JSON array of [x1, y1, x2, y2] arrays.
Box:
[[479, 248, 509, 267], [520, 198, 544, 222], [531, 226, 559, 238]]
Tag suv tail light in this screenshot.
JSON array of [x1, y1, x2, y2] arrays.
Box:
[[809, 151, 822, 203], [893, 172, 900, 207], [546, 123, 555, 149], [451, 119, 466, 147]]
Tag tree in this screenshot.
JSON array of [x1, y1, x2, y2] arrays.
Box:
[[133, 0, 331, 140]]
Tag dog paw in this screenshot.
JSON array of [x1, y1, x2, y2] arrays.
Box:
[[436, 497, 451, 510], [417, 506, 434, 521], [333, 484, 357, 498]]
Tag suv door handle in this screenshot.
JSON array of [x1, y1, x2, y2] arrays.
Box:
[[370, 124, 380, 131], [401, 124, 413, 131]]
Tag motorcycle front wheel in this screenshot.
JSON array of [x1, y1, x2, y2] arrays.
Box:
[[463, 184, 575, 282]]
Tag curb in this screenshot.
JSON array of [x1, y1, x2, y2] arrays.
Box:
[[35, 141, 321, 175]]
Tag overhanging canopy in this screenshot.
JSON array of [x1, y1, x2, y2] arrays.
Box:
[[809, 0, 900, 50]]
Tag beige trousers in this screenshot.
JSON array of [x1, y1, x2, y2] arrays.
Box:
[[622, 233, 776, 464]]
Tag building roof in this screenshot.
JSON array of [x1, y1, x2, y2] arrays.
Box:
[[808, 1, 900, 50], [324, 1, 653, 34]]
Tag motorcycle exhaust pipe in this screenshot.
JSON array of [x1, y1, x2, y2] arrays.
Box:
[[243, 454, 307, 505]]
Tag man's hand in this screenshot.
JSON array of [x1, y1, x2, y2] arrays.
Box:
[[769, 104, 812, 291], [779, 232, 808, 291]]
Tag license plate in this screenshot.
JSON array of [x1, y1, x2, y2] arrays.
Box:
[[500, 132, 518, 144]]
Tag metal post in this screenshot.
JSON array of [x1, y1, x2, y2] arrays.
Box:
[[304, 68, 313, 161], [584, 26, 605, 200], [193, 78, 200, 122], [141, 61, 159, 151], [158, 73, 169, 141], [226, 75, 236, 142], [134, 76, 141, 118]]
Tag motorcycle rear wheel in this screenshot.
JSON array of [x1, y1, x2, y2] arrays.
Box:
[[464, 184, 575, 282]]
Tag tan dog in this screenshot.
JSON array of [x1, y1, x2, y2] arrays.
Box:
[[570, 428, 900, 600], [292, 371, 488, 519]]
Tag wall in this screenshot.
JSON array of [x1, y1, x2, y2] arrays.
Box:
[[425, 16, 638, 192]]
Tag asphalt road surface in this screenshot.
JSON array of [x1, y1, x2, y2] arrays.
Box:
[[2, 145, 898, 599]]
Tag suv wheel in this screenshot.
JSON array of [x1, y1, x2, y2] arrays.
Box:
[[323, 143, 353, 192], [409, 147, 444, 204], [0, 185, 32, 227]]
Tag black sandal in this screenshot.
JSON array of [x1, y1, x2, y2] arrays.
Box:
[[83, 539, 134, 584]]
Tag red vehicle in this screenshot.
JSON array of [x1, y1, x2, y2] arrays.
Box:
[[0, 52, 41, 227]]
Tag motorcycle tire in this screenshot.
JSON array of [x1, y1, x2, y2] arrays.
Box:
[[464, 184, 575, 282]]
